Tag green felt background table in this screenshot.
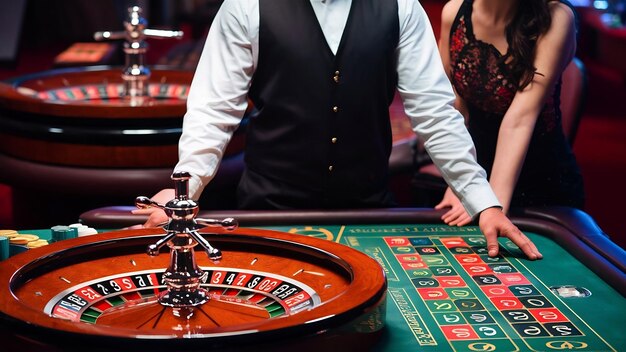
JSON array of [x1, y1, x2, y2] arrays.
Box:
[[3, 207, 626, 351]]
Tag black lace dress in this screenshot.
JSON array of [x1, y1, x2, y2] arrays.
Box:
[[448, 0, 584, 208]]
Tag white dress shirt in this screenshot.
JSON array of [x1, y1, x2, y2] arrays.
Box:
[[176, 0, 501, 217]]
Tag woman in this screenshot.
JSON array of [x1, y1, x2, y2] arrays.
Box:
[[435, 0, 585, 225]]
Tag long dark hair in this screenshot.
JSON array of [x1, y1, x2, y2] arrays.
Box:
[[505, 0, 555, 90]]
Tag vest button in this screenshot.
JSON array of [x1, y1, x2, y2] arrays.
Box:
[[331, 137, 338, 144], [332, 106, 338, 113], [333, 71, 340, 83], [328, 165, 334, 172]]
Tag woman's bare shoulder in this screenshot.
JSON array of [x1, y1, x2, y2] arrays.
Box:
[[549, 1, 576, 26], [441, 0, 465, 25]]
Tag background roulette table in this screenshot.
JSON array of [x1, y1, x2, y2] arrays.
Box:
[[0, 66, 195, 168], [1, 206, 624, 351], [0, 66, 247, 228]]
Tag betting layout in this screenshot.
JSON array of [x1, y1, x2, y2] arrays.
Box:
[[384, 234, 599, 351], [280, 224, 621, 352]]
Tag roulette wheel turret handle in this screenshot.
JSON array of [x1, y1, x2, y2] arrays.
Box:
[[136, 171, 237, 259], [134, 171, 239, 307], [94, 6, 183, 101], [135, 195, 163, 210], [196, 217, 238, 230]]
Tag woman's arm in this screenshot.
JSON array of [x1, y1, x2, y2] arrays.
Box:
[[490, 2, 577, 213], [438, 0, 470, 121], [438, 0, 459, 76]]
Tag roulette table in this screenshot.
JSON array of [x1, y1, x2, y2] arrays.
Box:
[[0, 66, 246, 227], [1, 206, 624, 351], [0, 66, 193, 168]]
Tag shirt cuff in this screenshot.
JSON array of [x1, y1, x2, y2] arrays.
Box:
[[187, 174, 205, 201], [459, 182, 502, 219]]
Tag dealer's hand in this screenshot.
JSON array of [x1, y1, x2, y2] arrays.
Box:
[[479, 207, 543, 260], [436, 187, 472, 226]]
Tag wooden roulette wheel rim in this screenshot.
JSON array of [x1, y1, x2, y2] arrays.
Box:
[[0, 67, 243, 168], [0, 67, 190, 168], [0, 227, 387, 351]]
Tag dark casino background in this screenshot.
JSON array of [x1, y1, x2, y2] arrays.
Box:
[[0, 0, 625, 250]]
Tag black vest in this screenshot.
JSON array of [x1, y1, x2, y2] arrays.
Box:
[[246, 0, 399, 205]]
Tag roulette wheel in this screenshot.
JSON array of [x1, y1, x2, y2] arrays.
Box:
[[0, 66, 194, 168], [0, 172, 387, 351]]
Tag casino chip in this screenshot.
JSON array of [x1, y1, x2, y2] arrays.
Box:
[[0, 230, 51, 260], [51, 225, 78, 242], [27, 239, 49, 248], [69, 223, 98, 237], [0, 234, 9, 260], [0, 225, 100, 260], [9, 234, 40, 245], [550, 285, 592, 298], [0, 230, 19, 239]]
